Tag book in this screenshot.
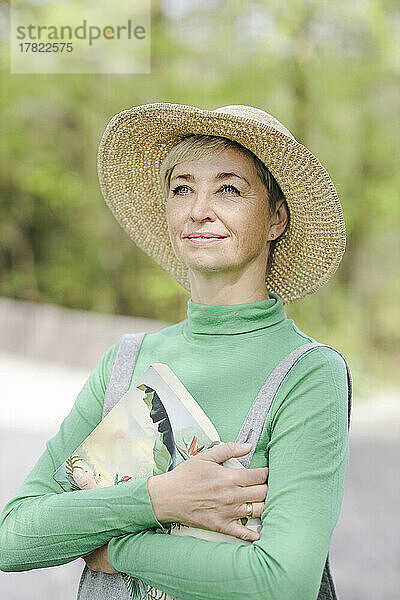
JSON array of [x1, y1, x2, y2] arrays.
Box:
[[53, 363, 262, 600]]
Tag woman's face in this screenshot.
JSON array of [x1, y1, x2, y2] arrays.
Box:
[[165, 147, 273, 279]]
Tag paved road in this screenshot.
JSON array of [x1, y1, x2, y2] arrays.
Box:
[[1, 352, 399, 599]]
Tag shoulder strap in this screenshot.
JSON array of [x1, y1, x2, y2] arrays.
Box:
[[235, 342, 352, 468], [102, 332, 147, 419]]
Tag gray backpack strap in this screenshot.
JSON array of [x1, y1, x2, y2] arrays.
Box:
[[102, 332, 147, 418], [77, 332, 146, 600], [235, 341, 352, 600], [235, 341, 352, 469]]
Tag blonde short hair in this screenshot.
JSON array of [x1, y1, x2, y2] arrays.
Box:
[[159, 134, 287, 277]]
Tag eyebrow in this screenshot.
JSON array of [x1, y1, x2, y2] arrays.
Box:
[[170, 172, 250, 186]]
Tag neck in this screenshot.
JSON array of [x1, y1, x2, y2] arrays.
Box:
[[188, 265, 270, 306], [184, 291, 286, 337]]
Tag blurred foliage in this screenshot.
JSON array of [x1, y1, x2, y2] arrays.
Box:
[[0, 0, 399, 394]]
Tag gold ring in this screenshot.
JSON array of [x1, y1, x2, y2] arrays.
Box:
[[245, 502, 253, 518]]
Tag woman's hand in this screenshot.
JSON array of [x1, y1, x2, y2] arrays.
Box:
[[82, 543, 118, 574], [147, 442, 269, 542]]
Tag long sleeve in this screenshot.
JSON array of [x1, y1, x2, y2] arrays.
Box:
[[0, 342, 165, 573], [107, 347, 350, 600]]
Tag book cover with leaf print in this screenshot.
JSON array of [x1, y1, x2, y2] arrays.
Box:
[[53, 363, 262, 600]]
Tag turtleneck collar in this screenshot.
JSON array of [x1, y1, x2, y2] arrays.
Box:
[[183, 291, 287, 336]]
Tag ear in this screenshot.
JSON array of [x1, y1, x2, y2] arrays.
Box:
[[272, 199, 289, 237]]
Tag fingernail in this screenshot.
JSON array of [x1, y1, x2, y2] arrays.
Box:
[[241, 443, 252, 448]]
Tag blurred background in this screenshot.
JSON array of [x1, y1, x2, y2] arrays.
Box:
[[0, 0, 399, 598]]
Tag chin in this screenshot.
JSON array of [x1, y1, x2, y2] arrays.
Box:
[[176, 243, 237, 273], [186, 260, 236, 273]]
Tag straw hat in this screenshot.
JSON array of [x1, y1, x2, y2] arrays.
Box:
[[97, 102, 346, 304]]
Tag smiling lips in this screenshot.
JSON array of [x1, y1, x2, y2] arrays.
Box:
[[184, 232, 227, 245], [185, 232, 227, 239]]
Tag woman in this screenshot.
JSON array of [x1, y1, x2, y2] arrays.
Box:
[[0, 103, 351, 600]]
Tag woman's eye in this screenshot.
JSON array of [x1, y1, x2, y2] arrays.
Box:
[[220, 184, 240, 194], [171, 185, 189, 195]]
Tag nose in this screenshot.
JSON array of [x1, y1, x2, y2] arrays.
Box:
[[189, 190, 216, 222]]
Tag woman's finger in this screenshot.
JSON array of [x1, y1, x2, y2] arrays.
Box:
[[72, 469, 100, 490], [238, 500, 265, 520]]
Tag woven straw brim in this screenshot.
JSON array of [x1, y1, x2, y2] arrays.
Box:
[[97, 102, 346, 304]]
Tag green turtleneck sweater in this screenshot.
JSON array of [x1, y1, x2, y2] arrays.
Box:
[[0, 292, 350, 600]]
